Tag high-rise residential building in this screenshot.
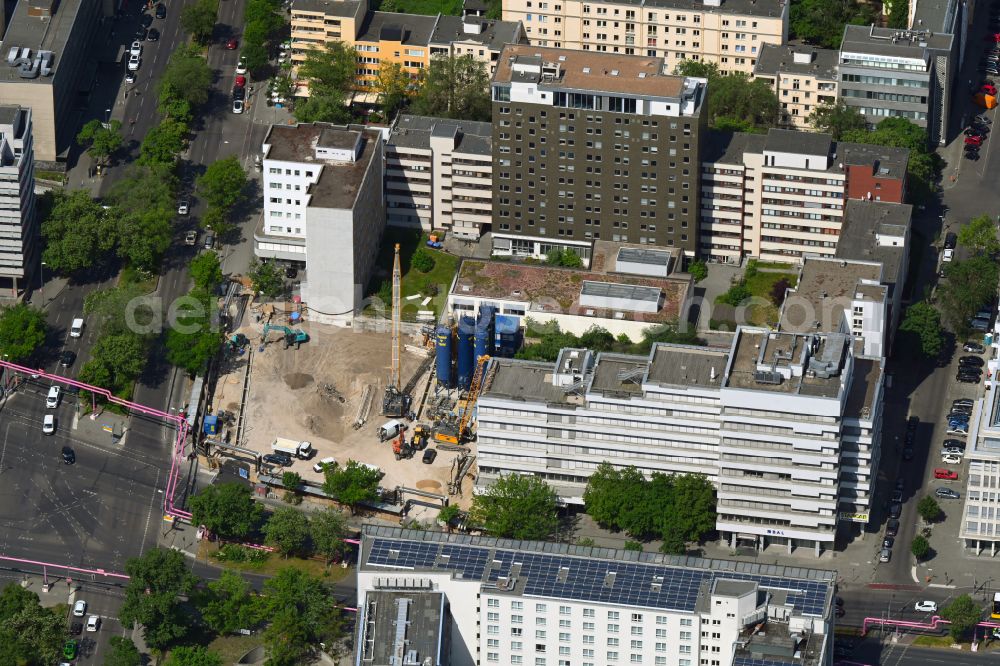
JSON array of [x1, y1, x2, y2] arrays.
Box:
[[490, 45, 708, 264], [838, 24, 955, 145], [753, 44, 838, 130], [0, 0, 107, 161], [959, 384, 1000, 556], [0, 106, 35, 297], [699, 128, 908, 264], [253, 122, 385, 323], [290, 0, 524, 100], [385, 114, 493, 239], [356, 524, 837, 666], [503, 0, 789, 76]]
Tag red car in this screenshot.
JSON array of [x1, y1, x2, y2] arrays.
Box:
[[966, 135, 984, 146], [235, 75, 247, 88], [226, 38, 238, 50], [984, 84, 999, 95], [934, 468, 959, 480]]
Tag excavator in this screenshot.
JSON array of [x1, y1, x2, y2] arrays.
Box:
[[262, 324, 309, 350], [410, 424, 431, 451], [392, 432, 415, 460]]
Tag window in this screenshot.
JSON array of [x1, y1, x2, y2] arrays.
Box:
[[560, 606, 571, 615], [512, 657, 523, 665], [608, 612, 620, 620], [537, 617, 547, 626], [536, 604, 548, 613], [560, 620, 571, 628], [488, 626, 500, 635], [488, 653, 499, 662], [488, 640, 500, 648], [631, 627, 643, 636], [513, 602, 524, 610], [608, 638, 620, 647], [632, 614, 643, 623], [513, 615, 523, 624], [680, 619, 693, 627], [608, 624, 619, 633], [560, 633, 571, 642], [630, 640, 643, 649], [536, 631, 546, 640], [584, 609, 596, 618], [489, 612, 500, 621]]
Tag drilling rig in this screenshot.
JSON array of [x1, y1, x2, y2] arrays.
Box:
[[383, 243, 412, 417]]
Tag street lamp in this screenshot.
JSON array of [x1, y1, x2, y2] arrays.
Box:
[[105, 108, 111, 124], [39, 261, 46, 305]]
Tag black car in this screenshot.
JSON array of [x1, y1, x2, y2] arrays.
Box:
[[155, 3, 166, 18], [147, 28, 160, 41], [965, 151, 981, 161], [902, 447, 914, 460], [960, 355, 985, 367], [233, 85, 246, 100], [958, 373, 981, 383], [889, 502, 902, 519], [883, 536, 895, 549], [61, 446, 75, 464], [906, 416, 919, 431], [895, 477, 905, 491], [947, 413, 971, 423], [944, 232, 957, 249], [140, 13, 153, 27], [966, 128, 987, 136], [886, 519, 900, 537], [964, 342, 986, 353], [263, 453, 292, 467], [943, 439, 966, 449], [69, 622, 83, 636], [422, 448, 437, 464], [136, 27, 148, 40], [59, 350, 76, 367]]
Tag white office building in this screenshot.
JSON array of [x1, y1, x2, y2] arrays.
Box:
[[356, 524, 836, 666], [958, 369, 1000, 554], [0, 106, 35, 298]]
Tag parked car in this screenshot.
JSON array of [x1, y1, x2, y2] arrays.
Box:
[[943, 447, 965, 456], [965, 150, 981, 161], [72, 600, 87, 617], [879, 547, 892, 562], [236, 56, 247, 74], [947, 422, 970, 434], [232, 99, 244, 114], [934, 468, 959, 480], [891, 490, 903, 503], [882, 536, 895, 549], [185, 230, 198, 246], [60, 350, 76, 367], [147, 28, 160, 41], [125, 70, 136, 84], [886, 518, 900, 536], [86, 615, 100, 632], [262, 453, 292, 467], [232, 85, 245, 100], [155, 3, 166, 18], [69, 622, 83, 636], [177, 200, 189, 215], [903, 447, 914, 460], [889, 503, 902, 519], [226, 38, 239, 50], [914, 600, 938, 613], [942, 454, 962, 465], [130, 40, 142, 56], [235, 75, 247, 88], [43, 414, 55, 435], [943, 438, 966, 449], [63, 641, 77, 660], [422, 448, 437, 464], [966, 135, 985, 146], [944, 232, 958, 249], [127, 53, 141, 71], [960, 355, 985, 367], [953, 398, 975, 407], [935, 488, 961, 499], [957, 374, 980, 384], [947, 413, 970, 423]]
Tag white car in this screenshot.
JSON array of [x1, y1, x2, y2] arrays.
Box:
[[130, 40, 143, 57], [312, 456, 337, 473], [914, 600, 938, 613], [86, 615, 101, 632], [125, 70, 136, 84], [43, 414, 54, 435], [46, 385, 60, 408], [941, 454, 962, 465], [128, 53, 141, 71], [177, 200, 189, 215], [72, 600, 87, 617], [236, 56, 247, 74], [232, 99, 244, 114], [942, 446, 964, 456]]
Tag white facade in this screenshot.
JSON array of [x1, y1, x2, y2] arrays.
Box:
[[959, 367, 1000, 553], [0, 106, 34, 297], [357, 526, 834, 666]]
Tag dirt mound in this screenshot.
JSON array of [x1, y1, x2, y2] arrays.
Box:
[[284, 372, 314, 390], [415, 479, 442, 492]]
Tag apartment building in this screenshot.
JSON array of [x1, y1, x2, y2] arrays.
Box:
[[491, 45, 707, 263], [753, 45, 838, 130], [357, 524, 836, 666], [839, 24, 954, 145], [385, 114, 492, 239], [958, 371, 1000, 555], [253, 122, 385, 323], [0, 107, 35, 298], [699, 128, 908, 264], [503, 0, 789, 75], [290, 0, 524, 96]]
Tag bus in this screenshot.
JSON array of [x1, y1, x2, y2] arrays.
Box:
[[992, 592, 1000, 620]]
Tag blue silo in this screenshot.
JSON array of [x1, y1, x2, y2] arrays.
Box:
[[474, 306, 495, 362], [494, 314, 521, 358], [435, 325, 454, 388], [456, 315, 476, 390]]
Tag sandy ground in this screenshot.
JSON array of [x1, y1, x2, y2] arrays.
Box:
[[216, 319, 469, 503]]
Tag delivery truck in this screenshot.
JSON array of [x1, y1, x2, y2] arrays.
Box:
[[271, 438, 313, 459]]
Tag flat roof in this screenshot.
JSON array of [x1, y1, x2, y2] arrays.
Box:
[[494, 45, 689, 98], [835, 200, 912, 288], [591, 241, 680, 274], [779, 258, 883, 333], [840, 142, 909, 180], [765, 128, 832, 156], [754, 44, 839, 80], [647, 344, 729, 388], [388, 114, 492, 156], [844, 356, 882, 419], [618, 247, 671, 266], [574, 0, 787, 17], [581, 281, 662, 303], [358, 590, 445, 666], [0, 106, 21, 126], [589, 354, 648, 395], [725, 329, 845, 398], [0, 0, 91, 84], [702, 131, 768, 164], [360, 524, 836, 616], [264, 123, 379, 209], [291, 0, 366, 16], [485, 359, 572, 404], [841, 24, 952, 59], [431, 14, 522, 51], [912, 0, 957, 35], [357, 11, 438, 45], [453, 259, 690, 324]]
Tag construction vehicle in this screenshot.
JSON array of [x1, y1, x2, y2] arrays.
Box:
[[262, 324, 309, 350], [392, 432, 415, 460], [411, 423, 431, 451], [383, 244, 412, 417], [434, 355, 492, 445]]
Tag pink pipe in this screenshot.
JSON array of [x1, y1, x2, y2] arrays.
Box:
[[861, 615, 950, 636], [1, 361, 192, 519], [0, 554, 129, 580], [345, 538, 360, 545]]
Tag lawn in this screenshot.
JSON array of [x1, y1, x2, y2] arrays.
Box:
[[205, 634, 265, 663], [197, 540, 354, 580], [366, 228, 460, 321], [375, 0, 463, 15], [913, 635, 958, 647]]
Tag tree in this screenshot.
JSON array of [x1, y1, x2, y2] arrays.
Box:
[[200, 570, 261, 636], [887, 0, 908, 27], [808, 101, 867, 139], [180, 0, 219, 45], [107, 165, 177, 272], [248, 259, 284, 298], [159, 96, 193, 124], [791, 0, 875, 49], [624, 541, 643, 552], [411, 246, 436, 273], [77, 119, 123, 166], [0, 583, 65, 665], [84, 283, 148, 336], [910, 535, 930, 560], [188, 482, 263, 540], [264, 506, 311, 557], [688, 260, 708, 283], [292, 94, 354, 124], [164, 646, 223, 666], [939, 255, 1000, 331], [584, 463, 641, 528], [674, 59, 721, 80], [196, 156, 248, 214], [545, 247, 583, 268], [119, 549, 198, 652], [241, 42, 269, 76], [297, 41, 355, 100], [917, 496, 942, 523], [322, 460, 382, 514], [410, 54, 491, 121], [165, 291, 221, 376], [958, 214, 1000, 256], [898, 302, 944, 358], [139, 118, 188, 167], [310, 507, 350, 564], [470, 473, 560, 540], [104, 636, 143, 666], [770, 277, 791, 307], [437, 504, 462, 531], [0, 304, 47, 362], [78, 331, 148, 396], [258, 569, 345, 666], [41, 190, 118, 273], [374, 61, 411, 119], [189, 252, 223, 294], [674, 61, 778, 131], [281, 470, 303, 491], [159, 45, 213, 109], [663, 473, 716, 549], [941, 594, 983, 640]]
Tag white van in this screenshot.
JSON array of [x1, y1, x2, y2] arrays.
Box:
[[356, 462, 383, 478], [312, 456, 336, 473], [378, 420, 405, 442], [70, 318, 84, 338], [46, 385, 60, 408]]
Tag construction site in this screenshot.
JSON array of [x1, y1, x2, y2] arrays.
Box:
[[203, 245, 503, 523]]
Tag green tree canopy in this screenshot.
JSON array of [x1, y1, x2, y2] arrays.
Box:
[[83, 283, 149, 336], [0, 304, 47, 363], [104, 636, 143, 666], [790, 0, 875, 48], [189, 482, 263, 540], [322, 461, 382, 514], [674, 60, 778, 131], [545, 247, 584, 267], [940, 255, 1000, 331], [375, 61, 412, 120], [180, 0, 219, 45], [688, 260, 708, 283], [78, 331, 148, 396], [958, 214, 1000, 256], [410, 54, 491, 121], [258, 569, 345, 666], [189, 251, 224, 294], [196, 156, 248, 214], [899, 301, 944, 358], [842, 117, 941, 204], [40, 190, 118, 273], [293, 40, 356, 122], [469, 473, 560, 540], [291, 93, 353, 125], [248, 259, 284, 298], [941, 594, 983, 640], [164, 645, 224, 666], [159, 45, 214, 109], [164, 289, 221, 376], [310, 507, 351, 564], [77, 119, 124, 166], [264, 506, 311, 557], [139, 118, 188, 167], [917, 496, 942, 523], [199, 570, 261, 636], [808, 101, 867, 139], [119, 549, 198, 652], [0, 583, 65, 665], [910, 535, 930, 560]]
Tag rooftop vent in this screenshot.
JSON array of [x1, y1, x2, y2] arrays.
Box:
[[754, 370, 783, 385], [583, 66, 591, 73], [610, 69, 620, 76], [638, 72, 647, 78]]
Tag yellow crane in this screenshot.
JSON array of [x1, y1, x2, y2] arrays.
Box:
[[434, 354, 493, 445]]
